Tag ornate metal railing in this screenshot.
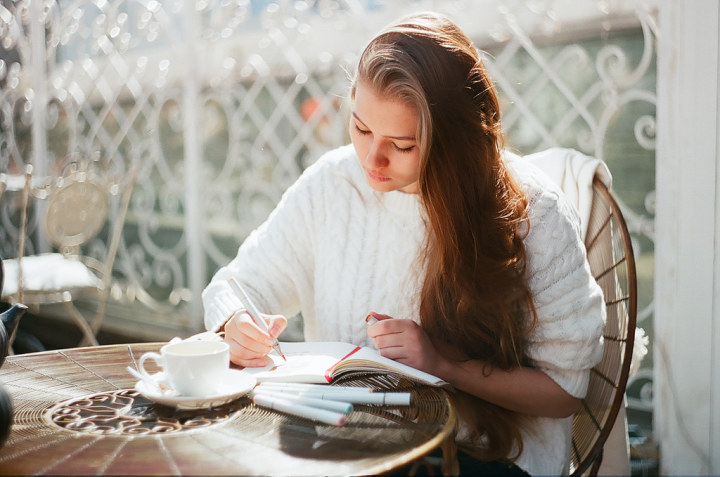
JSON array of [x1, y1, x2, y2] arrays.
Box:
[[0, 0, 655, 419]]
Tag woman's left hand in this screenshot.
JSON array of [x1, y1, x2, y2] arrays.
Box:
[[366, 312, 441, 375]]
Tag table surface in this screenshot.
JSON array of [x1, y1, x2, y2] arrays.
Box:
[[0, 342, 455, 476]]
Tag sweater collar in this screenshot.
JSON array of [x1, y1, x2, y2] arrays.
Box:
[[373, 188, 423, 218]]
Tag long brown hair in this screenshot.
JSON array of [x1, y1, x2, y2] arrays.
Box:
[[352, 13, 537, 461]]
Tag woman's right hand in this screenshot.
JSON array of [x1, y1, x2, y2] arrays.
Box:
[[223, 310, 287, 367]]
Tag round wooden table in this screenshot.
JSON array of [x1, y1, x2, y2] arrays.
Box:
[[0, 343, 455, 475]]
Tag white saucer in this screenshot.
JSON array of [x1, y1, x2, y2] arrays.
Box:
[[135, 369, 256, 410]]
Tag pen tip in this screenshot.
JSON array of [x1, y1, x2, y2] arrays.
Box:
[[281, 353, 287, 362]]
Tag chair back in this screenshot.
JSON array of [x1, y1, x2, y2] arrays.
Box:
[[44, 173, 109, 253], [3, 162, 136, 345], [28, 162, 136, 278], [570, 177, 637, 475], [0, 174, 7, 199], [37, 164, 111, 256], [16, 166, 33, 304]]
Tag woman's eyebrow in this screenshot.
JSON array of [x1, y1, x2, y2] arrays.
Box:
[[351, 112, 416, 141]]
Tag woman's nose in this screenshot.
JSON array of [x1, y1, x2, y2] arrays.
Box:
[[366, 142, 389, 168]]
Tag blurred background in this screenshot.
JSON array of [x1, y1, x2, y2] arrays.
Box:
[[1, 0, 659, 473]]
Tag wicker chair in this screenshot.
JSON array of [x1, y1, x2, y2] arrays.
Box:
[[570, 176, 637, 475], [0, 162, 136, 347]]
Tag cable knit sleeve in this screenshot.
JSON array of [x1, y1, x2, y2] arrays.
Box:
[[522, 176, 605, 399], [201, 152, 326, 332]]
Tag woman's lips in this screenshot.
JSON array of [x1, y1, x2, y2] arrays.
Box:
[[367, 169, 391, 182]]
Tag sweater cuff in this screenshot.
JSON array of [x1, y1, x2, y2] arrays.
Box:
[[541, 366, 591, 399], [205, 287, 246, 333]]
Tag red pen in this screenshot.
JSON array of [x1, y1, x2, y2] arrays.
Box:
[[365, 312, 391, 324]]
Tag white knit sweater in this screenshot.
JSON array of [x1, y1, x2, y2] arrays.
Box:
[[202, 144, 605, 476]]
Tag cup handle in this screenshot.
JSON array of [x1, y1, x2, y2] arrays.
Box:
[[137, 352, 163, 387]]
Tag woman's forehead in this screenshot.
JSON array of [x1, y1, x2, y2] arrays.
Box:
[[352, 82, 418, 138]]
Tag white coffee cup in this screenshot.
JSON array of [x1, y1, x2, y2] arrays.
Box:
[[137, 340, 230, 397]]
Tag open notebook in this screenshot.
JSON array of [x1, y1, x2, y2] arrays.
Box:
[[241, 341, 448, 387]]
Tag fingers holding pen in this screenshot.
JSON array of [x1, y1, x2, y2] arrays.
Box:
[[365, 312, 406, 338], [264, 313, 288, 340], [366, 312, 406, 352], [224, 310, 281, 367], [365, 311, 439, 375], [365, 312, 392, 324], [367, 320, 409, 352]]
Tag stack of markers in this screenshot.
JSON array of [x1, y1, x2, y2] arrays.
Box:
[[250, 382, 413, 426]]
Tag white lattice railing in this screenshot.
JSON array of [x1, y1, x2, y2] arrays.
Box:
[[1, 0, 656, 416]]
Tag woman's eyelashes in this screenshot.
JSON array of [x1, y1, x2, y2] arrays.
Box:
[[354, 123, 415, 153], [354, 124, 371, 135], [393, 143, 415, 153]]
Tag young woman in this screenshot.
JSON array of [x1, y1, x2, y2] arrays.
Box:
[[202, 12, 604, 476]]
